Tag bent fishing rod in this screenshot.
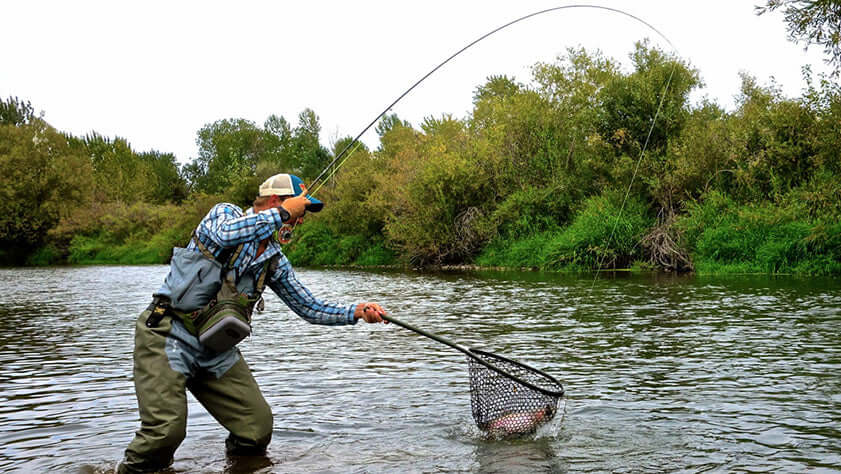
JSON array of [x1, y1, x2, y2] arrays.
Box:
[[306, 3, 678, 196]]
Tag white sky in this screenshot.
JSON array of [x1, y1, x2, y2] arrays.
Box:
[[1, 1, 832, 164]]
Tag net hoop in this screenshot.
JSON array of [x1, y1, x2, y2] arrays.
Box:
[[468, 348, 564, 398]]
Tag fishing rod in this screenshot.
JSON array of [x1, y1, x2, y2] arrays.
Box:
[[306, 3, 678, 196]]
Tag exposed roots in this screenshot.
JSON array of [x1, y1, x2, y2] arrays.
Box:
[[454, 206, 485, 258], [641, 211, 693, 273]]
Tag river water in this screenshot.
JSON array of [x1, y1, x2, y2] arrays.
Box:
[[0, 265, 839, 473]]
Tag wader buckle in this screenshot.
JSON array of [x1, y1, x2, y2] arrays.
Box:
[[146, 298, 170, 328]]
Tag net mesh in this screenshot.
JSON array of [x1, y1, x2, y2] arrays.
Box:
[[468, 349, 563, 437]]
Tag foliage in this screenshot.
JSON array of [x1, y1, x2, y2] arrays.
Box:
[[77, 133, 187, 204], [677, 191, 841, 275], [4, 41, 841, 275], [185, 110, 331, 197], [757, 0, 841, 76], [543, 192, 652, 271], [52, 196, 221, 265], [283, 218, 396, 266], [0, 119, 92, 263], [475, 230, 559, 268], [0, 96, 36, 126], [376, 115, 494, 264]]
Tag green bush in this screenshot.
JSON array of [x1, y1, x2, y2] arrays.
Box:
[[25, 245, 63, 266], [543, 192, 652, 270], [284, 219, 396, 266], [475, 231, 557, 268], [678, 192, 841, 274]]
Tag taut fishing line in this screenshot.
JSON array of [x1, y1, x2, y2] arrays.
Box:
[[307, 4, 678, 195], [299, 4, 679, 436]]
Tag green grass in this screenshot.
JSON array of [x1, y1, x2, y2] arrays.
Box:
[[678, 193, 841, 276], [477, 192, 652, 271], [284, 220, 397, 266], [67, 233, 172, 265]]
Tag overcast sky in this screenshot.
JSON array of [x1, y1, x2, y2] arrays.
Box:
[[1, 1, 832, 164]]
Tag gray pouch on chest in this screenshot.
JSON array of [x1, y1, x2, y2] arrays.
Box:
[[161, 247, 224, 312]]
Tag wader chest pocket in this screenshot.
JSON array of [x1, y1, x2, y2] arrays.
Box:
[[165, 247, 224, 311]]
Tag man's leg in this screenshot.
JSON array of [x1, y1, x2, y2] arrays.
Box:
[[188, 356, 274, 455], [120, 311, 189, 473]]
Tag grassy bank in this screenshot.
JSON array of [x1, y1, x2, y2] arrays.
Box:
[[29, 192, 839, 277]]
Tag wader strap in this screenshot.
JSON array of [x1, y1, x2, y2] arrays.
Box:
[[190, 230, 244, 271], [250, 256, 278, 314], [147, 296, 195, 329], [255, 259, 271, 294], [146, 300, 169, 328]]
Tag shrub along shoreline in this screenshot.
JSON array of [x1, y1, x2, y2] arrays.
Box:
[[3, 43, 840, 276], [26, 191, 838, 276]]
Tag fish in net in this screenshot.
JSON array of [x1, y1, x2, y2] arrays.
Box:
[[381, 314, 564, 437], [468, 349, 563, 437]]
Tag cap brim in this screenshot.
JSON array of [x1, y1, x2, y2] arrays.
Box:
[[305, 195, 324, 212]]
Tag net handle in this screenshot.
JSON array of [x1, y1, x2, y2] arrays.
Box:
[[382, 315, 564, 398], [382, 314, 473, 358]]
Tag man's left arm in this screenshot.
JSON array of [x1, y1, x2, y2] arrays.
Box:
[[268, 257, 387, 325]]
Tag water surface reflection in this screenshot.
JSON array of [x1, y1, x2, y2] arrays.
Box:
[[0, 267, 839, 472]]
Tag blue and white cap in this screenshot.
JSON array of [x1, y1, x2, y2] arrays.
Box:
[[258, 173, 324, 212]]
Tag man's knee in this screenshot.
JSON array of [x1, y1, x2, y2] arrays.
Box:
[[227, 402, 273, 455], [249, 399, 274, 447], [256, 399, 274, 441]]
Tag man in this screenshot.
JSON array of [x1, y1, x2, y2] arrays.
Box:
[[119, 173, 388, 473]]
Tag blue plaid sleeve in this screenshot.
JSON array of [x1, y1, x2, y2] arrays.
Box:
[[267, 255, 357, 326], [201, 203, 285, 248]]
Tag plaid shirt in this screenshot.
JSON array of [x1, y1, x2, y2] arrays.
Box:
[[188, 202, 357, 326]]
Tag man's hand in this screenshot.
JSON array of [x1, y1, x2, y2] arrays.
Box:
[[279, 184, 311, 222], [354, 302, 388, 324], [280, 195, 310, 222]]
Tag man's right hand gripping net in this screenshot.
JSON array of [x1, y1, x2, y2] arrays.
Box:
[[468, 349, 564, 437]]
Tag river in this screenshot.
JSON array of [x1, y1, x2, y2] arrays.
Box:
[[0, 265, 839, 473]]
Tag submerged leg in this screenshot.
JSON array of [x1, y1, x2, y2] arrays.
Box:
[[120, 311, 189, 473], [188, 355, 274, 455]]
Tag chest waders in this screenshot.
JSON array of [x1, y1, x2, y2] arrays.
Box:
[[149, 232, 276, 353]]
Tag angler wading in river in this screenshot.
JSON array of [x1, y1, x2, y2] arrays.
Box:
[[118, 173, 388, 473]]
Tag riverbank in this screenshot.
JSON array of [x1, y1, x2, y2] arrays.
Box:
[[20, 196, 840, 276], [5, 47, 840, 277]]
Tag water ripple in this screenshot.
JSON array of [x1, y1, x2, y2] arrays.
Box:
[[0, 267, 839, 472]]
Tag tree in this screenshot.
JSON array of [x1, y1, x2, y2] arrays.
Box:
[[262, 114, 294, 169], [758, 0, 841, 76], [472, 75, 521, 103], [0, 96, 36, 126], [0, 119, 92, 259], [81, 133, 157, 203], [375, 113, 411, 138], [138, 150, 189, 203], [291, 109, 331, 181], [189, 118, 264, 194]]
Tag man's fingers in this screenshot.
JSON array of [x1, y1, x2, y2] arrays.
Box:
[[360, 302, 387, 323]]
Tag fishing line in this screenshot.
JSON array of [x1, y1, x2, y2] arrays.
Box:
[[590, 57, 678, 287], [293, 5, 682, 434], [307, 4, 679, 195], [309, 139, 363, 196]]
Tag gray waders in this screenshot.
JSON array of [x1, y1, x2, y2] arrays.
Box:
[[119, 309, 273, 473]]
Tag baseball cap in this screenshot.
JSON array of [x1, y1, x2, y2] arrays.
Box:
[[258, 173, 323, 212]]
